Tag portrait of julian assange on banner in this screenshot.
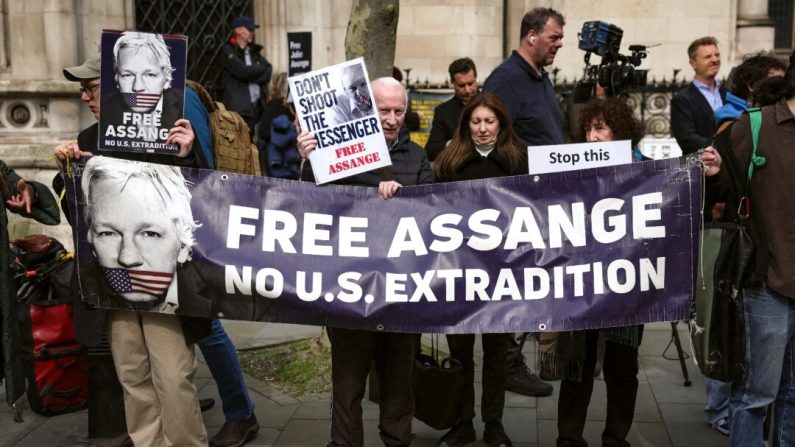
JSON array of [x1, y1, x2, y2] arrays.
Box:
[[98, 30, 188, 155], [63, 156, 701, 334], [288, 58, 391, 184]]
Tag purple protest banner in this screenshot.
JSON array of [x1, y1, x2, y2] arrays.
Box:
[[63, 156, 700, 334]]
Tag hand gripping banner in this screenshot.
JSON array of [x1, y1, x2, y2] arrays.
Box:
[[64, 156, 701, 334]]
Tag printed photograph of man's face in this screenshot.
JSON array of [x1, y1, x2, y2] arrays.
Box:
[[82, 157, 197, 304], [112, 32, 174, 113], [342, 64, 372, 114]]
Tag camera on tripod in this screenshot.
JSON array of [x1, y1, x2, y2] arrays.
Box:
[[573, 21, 649, 102]]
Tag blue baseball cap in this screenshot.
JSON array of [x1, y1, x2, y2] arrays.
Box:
[[231, 15, 258, 31]]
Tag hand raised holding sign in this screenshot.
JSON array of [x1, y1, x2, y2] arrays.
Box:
[[297, 130, 318, 159]]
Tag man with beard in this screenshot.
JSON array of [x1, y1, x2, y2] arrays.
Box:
[[671, 36, 727, 156]]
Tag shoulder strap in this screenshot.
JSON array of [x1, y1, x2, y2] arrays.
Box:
[[186, 80, 218, 113], [747, 107, 766, 182], [738, 108, 766, 218]]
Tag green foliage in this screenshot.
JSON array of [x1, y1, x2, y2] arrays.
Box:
[[238, 338, 332, 397]]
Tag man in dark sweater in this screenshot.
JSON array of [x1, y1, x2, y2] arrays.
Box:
[[425, 57, 478, 161], [483, 7, 564, 148], [483, 6, 566, 399]]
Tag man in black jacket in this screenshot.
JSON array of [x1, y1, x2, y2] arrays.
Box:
[[220, 15, 273, 137], [670, 36, 727, 156], [425, 57, 478, 161], [297, 77, 431, 447]]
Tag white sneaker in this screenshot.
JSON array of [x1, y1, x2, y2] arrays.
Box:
[[709, 417, 730, 436]]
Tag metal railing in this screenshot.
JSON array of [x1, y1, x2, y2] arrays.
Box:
[[135, 0, 253, 99]]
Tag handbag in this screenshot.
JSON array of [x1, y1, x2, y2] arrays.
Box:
[[366, 334, 463, 430], [411, 335, 464, 430], [691, 108, 764, 382]]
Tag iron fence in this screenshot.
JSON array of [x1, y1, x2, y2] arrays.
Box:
[[134, 0, 253, 99], [407, 77, 689, 140]]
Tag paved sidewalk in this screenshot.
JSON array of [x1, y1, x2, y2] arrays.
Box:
[[0, 321, 729, 446]]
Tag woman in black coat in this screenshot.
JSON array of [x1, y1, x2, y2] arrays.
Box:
[[433, 93, 527, 447]]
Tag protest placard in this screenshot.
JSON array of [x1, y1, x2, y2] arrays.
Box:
[[287, 32, 312, 76], [528, 140, 633, 175], [98, 30, 188, 154], [289, 58, 392, 184]]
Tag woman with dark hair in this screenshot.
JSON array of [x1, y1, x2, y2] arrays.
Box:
[[556, 97, 645, 447], [577, 96, 645, 156], [433, 92, 526, 447]]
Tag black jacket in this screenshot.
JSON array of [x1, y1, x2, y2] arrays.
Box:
[[220, 40, 272, 119], [425, 96, 465, 161], [670, 82, 727, 155], [437, 149, 528, 182]]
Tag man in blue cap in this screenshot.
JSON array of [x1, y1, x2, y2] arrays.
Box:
[[220, 15, 272, 138]]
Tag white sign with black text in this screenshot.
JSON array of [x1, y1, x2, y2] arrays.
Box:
[[528, 140, 633, 175]]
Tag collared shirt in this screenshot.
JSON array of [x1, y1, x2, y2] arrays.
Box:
[[693, 79, 723, 112], [483, 51, 563, 148]]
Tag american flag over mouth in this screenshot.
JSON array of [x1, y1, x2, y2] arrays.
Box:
[[102, 267, 173, 296], [122, 92, 161, 109], [357, 94, 371, 109]]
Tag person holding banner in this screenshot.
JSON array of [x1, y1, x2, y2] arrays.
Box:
[[432, 92, 528, 447], [55, 54, 209, 447], [552, 96, 646, 447], [297, 76, 432, 447]]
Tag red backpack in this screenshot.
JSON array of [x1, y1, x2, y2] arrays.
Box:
[[12, 235, 87, 417]]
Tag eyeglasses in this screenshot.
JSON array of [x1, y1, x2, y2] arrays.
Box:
[[79, 82, 100, 99]]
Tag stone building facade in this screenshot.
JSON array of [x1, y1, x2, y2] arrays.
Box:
[[0, 0, 788, 243]]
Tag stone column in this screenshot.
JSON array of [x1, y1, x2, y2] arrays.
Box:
[[43, 0, 78, 80], [736, 0, 775, 55]]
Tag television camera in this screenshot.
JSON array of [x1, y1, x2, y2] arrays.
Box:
[[573, 21, 649, 102]]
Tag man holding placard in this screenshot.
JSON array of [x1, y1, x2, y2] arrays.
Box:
[[297, 76, 432, 447]]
